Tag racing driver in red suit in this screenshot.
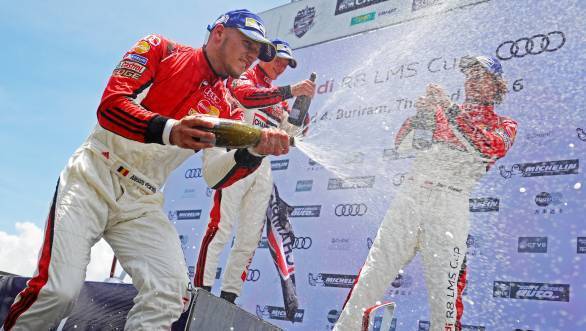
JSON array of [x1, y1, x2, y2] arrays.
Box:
[[335, 56, 517, 331], [2, 9, 293, 331], [195, 38, 315, 303]]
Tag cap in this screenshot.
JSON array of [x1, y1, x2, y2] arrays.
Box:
[[459, 56, 503, 76], [272, 38, 297, 68], [208, 9, 276, 62]]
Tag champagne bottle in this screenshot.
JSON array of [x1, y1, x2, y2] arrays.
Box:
[[196, 117, 295, 148], [411, 109, 435, 150], [288, 72, 317, 126]]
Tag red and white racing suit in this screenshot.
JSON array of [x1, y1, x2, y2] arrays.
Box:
[[194, 65, 303, 296], [335, 104, 517, 331], [2, 35, 263, 331]]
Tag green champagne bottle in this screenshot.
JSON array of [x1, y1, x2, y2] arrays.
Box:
[[197, 118, 295, 148]]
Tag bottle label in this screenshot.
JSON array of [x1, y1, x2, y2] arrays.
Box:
[[412, 129, 433, 150]]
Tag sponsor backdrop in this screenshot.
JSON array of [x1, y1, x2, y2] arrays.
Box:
[[163, 0, 585, 330]]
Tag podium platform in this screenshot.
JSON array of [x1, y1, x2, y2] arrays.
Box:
[[0, 276, 281, 331]]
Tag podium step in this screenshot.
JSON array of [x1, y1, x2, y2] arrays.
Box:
[[0, 276, 281, 330]]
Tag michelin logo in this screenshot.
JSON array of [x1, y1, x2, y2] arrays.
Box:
[[499, 159, 579, 179], [256, 305, 304, 322], [308, 273, 356, 288]]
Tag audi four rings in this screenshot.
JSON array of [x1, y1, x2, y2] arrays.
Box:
[[335, 203, 368, 216], [184, 168, 203, 178], [496, 31, 565, 60], [292, 236, 312, 249], [246, 269, 261, 281]]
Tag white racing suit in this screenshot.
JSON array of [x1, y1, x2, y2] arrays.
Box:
[[1, 35, 264, 331], [334, 104, 516, 331], [194, 106, 300, 297]]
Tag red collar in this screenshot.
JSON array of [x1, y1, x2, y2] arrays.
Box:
[[254, 64, 273, 86], [196, 47, 225, 85]]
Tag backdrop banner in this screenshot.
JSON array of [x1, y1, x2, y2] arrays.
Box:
[[164, 1, 585, 329]]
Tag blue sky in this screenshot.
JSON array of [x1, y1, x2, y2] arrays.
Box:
[[0, 1, 287, 234]]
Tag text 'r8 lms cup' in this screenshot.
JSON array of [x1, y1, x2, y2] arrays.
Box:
[[194, 117, 296, 148]]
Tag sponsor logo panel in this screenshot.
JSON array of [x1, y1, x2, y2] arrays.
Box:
[[334, 203, 368, 216], [493, 281, 570, 302], [256, 305, 304, 322], [328, 176, 375, 190], [293, 6, 316, 38], [335, 0, 388, 15], [469, 197, 500, 212], [496, 31, 565, 61], [577, 237, 586, 254], [184, 168, 203, 179], [296, 180, 313, 192], [308, 273, 357, 288], [290, 205, 321, 217], [517, 237, 548, 253], [271, 159, 289, 171], [350, 11, 376, 26], [499, 159, 579, 179], [245, 269, 260, 282], [168, 209, 202, 220]]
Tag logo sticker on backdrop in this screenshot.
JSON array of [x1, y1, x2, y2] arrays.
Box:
[[308, 273, 356, 288], [534, 192, 564, 215], [350, 12, 376, 26], [168, 209, 201, 220], [469, 198, 500, 212], [576, 128, 586, 142], [184, 168, 203, 179], [295, 180, 313, 192], [292, 236, 312, 249], [496, 31, 565, 61], [290, 205, 321, 217], [335, 0, 388, 15], [334, 203, 368, 216], [293, 6, 316, 38], [271, 159, 289, 171], [577, 237, 586, 254], [245, 269, 261, 282], [329, 237, 351, 251], [327, 176, 376, 190], [493, 281, 570, 302], [498, 159, 579, 179], [412, 0, 443, 12], [256, 305, 304, 322], [518, 237, 548, 253], [387, 273, 414, 296]]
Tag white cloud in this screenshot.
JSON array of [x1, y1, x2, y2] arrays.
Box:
[[0, 222, 125, 282]]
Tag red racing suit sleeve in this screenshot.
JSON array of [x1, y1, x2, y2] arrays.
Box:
[[394, 117, 414, 148], [447, 106, 518, 159], [228, 74, 293, 109], [97, 34, 174, 144]]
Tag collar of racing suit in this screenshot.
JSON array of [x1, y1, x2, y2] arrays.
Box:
[[201, 46, 228, 82], [254, 64, 273, 86], [459, 103, 496, 121]]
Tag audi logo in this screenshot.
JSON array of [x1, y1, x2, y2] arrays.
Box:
[[292, 236, 312, 249], [496, 31, 565, 61], [246, 269, 260, 282], [392, 173, 406, 186], [184, 168, 202, 179], [334, 204, 367, 216]]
